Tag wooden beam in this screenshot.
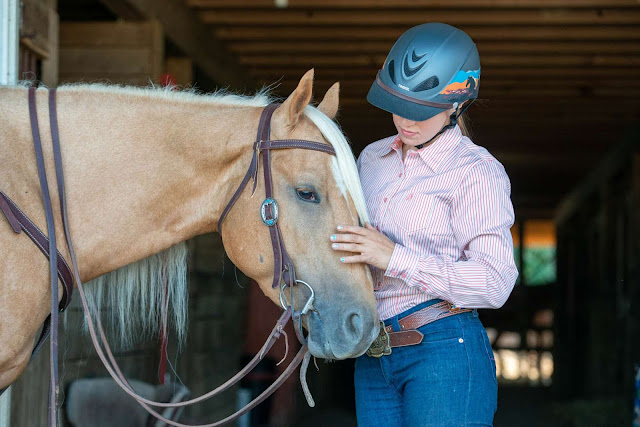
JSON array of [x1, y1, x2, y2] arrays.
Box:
[[273, 80, 640, 105], [201, 9, 640, 26], [253, 67, 640, 80], [230, 40, 640, 55], [276, 78, 640, 91], [240, 54, 640, 67], [215, 26, 640, 41], [340, 93, 638, 104], [99, 0, 253, 89], [187, 0, 640, 9]]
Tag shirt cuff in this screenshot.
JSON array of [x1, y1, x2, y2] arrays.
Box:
[[384, 244, 421, 283]]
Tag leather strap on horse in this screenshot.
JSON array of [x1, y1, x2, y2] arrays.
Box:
[[217, 104, 335, 345], [27, 86, 64, 426], [26, 95, 330, 425], [0, 190, 73, 372], [48, 96, 311, 425], [0, 190, 73, 309]]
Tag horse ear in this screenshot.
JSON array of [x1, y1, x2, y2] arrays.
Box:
[[317, 82, 340, 120], [278, 69, 314, 127]]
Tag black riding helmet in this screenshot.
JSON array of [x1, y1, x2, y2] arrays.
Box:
[[367, 23, 480, 123]]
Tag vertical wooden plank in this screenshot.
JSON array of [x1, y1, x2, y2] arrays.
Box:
[[20, 0, 50, 58], [41, 7, 59, 86]]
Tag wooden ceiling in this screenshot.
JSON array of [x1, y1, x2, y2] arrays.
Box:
[[68, 0, 640, 216], [183, 0, 640, 216]]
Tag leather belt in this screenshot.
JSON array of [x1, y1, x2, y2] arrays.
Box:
[[366, 301, 473, 358]]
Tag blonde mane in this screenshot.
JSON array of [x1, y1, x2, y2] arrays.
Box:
[[82, 85, 369, 348]]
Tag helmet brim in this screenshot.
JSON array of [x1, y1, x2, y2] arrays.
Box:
[[366, 80, 447, 122]]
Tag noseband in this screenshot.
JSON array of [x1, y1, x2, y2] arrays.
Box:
[[218, 103, 336, 343]]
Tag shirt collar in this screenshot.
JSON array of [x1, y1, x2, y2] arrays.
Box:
[[375, 125, 463, 172]]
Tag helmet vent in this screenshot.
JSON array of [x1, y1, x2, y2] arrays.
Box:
[[414, 76, 439, 92], [388, 60, 396, 84]]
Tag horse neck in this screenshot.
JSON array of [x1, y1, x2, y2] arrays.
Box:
[[58, 89, 262, 280]]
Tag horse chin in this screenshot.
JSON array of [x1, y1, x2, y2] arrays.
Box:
[[304, 308, 379, 360]]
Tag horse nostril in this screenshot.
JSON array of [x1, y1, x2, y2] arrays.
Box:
[[346, 312, 363, 338]]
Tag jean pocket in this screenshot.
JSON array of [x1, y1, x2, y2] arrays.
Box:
[[480, 329, 498, 384], [419, 326, 464, 347]]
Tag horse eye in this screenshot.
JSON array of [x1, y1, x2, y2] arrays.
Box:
[[296, 188, 319, 203]]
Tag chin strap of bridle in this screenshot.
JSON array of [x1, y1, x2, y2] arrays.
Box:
[[415, 99, 475, 149]]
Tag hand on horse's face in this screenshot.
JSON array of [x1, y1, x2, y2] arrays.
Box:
[[330, 223, 395, 271]]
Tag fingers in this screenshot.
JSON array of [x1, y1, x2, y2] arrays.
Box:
[[331, 242, 361, 253], [339, 254, 369, 264], [336, 224, 368, 235], [330, 232, 363, 243]]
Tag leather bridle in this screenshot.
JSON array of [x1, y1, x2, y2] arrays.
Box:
[[3, 92, 337, 426], [218, 103, 336, 343]]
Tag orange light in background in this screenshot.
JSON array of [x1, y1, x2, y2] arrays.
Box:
[[525, 220, 556, 247], [511, 222, 520, 247], [511, 219, 556, 248]]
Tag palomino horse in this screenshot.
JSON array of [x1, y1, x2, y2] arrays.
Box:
[[0, 70, 379, 397]]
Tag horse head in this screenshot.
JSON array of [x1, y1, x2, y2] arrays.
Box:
[[220, 70, 379, 360]]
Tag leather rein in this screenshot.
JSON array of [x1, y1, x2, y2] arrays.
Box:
[[2, 91, 335, 426]]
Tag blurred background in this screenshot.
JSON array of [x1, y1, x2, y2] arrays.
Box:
[[1, 0, 639, 425]]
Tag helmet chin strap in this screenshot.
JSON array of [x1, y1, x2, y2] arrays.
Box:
[[414, 99, 475, 149]]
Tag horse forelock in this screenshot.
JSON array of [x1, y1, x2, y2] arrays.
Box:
[[303, 106, 370, 225]]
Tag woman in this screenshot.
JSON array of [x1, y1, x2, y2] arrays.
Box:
[[330, 23, 518, 426]]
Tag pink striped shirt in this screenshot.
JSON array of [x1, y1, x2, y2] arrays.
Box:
[[357, 125, 518, 320]]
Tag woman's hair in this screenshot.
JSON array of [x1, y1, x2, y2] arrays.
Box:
[[456, 100, 473, 138]]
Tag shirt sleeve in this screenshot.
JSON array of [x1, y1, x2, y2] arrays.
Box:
[[384, 160, 519, 309]]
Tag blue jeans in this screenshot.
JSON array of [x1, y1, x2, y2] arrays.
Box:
[[354, 299, 498, 427]]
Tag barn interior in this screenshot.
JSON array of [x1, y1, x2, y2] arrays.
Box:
[[2, 0, 639, 426]]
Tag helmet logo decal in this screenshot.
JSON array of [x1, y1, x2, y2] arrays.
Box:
[[403, 49, 429, 77], [440, 69, 480, 101]]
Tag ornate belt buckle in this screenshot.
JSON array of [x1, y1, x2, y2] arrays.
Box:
[[366, 321, 392, 358]]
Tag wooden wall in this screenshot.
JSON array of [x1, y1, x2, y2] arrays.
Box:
[[59, 21, 164, 86], [554, 129, 640, 425], [8, 18, 253, 426], [17, 0, 58, 85]]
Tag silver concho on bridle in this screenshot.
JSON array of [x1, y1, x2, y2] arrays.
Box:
[[260, 197, 278, 226]]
